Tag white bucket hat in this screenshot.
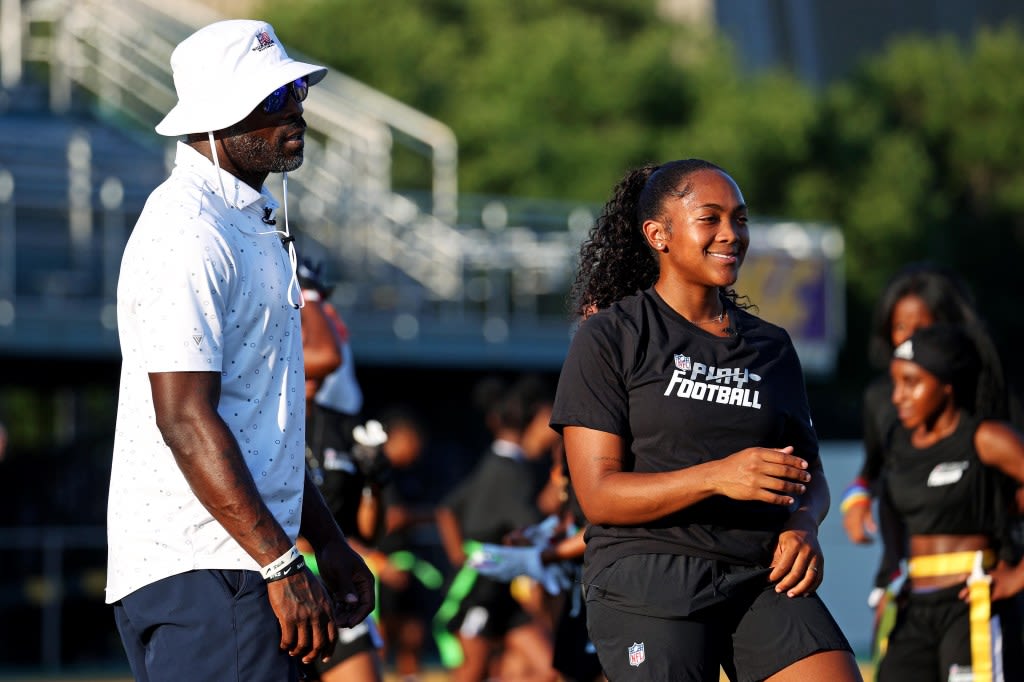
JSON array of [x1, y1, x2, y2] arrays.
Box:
[[155, 19, 327, 136]]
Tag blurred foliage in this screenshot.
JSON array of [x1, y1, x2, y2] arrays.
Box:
[[261, 0, 814, 202], [0, 388, 50, 450], [261, 1, 1024, 388], [784, 25, 1024, 380], [0, 385, 117, 453]]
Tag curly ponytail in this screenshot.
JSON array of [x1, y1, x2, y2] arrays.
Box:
[[568, 159, 728, 318]]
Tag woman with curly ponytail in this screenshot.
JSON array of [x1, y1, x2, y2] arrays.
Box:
[[551, 159, 861, 681]]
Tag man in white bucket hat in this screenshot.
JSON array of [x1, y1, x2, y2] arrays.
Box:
[[106, 19, 374, 682]]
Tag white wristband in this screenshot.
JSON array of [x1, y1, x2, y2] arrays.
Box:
[[260, 546, 300, 580], [302, 288, 321, 302]]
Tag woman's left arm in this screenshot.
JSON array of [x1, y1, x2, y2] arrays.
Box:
[[770, 454, 828, 597], [768, 337, 828, 597]]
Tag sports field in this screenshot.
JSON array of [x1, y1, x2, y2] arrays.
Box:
[[2, 444, 884, 681], [7, 660, 879, 681], [13, 666, 880, 681]]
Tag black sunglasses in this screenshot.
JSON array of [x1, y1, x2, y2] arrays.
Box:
[[262, 77, 309, 114]]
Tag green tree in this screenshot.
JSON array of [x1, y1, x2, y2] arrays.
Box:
[[261, 0, 813, 203], [780, 25, 1024, 378], [262, 1, 1024, 393]]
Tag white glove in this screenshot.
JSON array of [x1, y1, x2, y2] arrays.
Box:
[[467, 543, 533, 582], [352, 419, 388, 447], [520, 515, 561, 546], [467, 543, 572, 595], [522, 547, 573, 595]]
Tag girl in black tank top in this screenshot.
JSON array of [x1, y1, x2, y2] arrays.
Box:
[[876, 325, 1024, 682]]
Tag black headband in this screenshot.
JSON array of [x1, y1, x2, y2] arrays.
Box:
[[892, 324, 979, 386]]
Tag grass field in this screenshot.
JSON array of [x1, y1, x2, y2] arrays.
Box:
[[5, 661, 878, 682], [4, 446, 883, 681]]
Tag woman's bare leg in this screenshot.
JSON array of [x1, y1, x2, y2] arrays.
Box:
[[764, 650, 863, 682], [320, 650, 382, 682], [452, 634, 493, 682], [501, 622, 558, 682]]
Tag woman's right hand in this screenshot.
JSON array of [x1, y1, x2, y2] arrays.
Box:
[[842, 501, 877, 544], [706, 445, 809, 505], [980, 560, 1024, 602]]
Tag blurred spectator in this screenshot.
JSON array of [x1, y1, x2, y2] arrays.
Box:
[[373, 406, 444, 681], [435, 374, 558, 682], [538, 443, 605, 682], [298, 258, 343, 402], [298, 259, 385, 682], [840, 264, 1023, 607]]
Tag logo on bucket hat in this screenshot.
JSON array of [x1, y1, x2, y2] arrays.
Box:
[[253, 29, 276, 52], [155, 19, 327, 137]]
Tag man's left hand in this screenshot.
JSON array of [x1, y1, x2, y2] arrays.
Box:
[[315, 536, 376, 627]]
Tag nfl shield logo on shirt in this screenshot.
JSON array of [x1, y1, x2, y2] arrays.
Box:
[[674, 354, 691, 371], [628, 642, 645, 667]]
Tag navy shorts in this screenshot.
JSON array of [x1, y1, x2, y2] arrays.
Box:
[[112, 569, 297, 682], [584, 554, 852, 682]]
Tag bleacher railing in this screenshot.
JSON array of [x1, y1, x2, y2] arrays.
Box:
[[1, 0, 599, 368], [50, 0, 467, 298], [0, 0, 844, 373]]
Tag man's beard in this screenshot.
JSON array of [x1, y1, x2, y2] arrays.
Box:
[[222, 131, 303, 174]]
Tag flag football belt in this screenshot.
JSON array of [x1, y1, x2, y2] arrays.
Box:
[[906, 549, 995, 578], [908, 549, 997, 682]]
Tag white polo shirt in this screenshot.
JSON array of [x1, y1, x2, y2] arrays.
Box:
[[106, 142, 306, 603]]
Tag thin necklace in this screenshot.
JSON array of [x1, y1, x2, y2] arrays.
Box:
[[694, 309, 726, 326]]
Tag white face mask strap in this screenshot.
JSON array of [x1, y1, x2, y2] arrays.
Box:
[[282, 172, 305, 309], [208, 134, 303, 309], [207, 131, 233, 209]]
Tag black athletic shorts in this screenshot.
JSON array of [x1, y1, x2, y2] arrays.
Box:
[[584, 553, 851, 682], [553, 580, 603, 682], [445, 573, 532, 640], [300, 616, 382, 679], [876, 584, 1024, 682]]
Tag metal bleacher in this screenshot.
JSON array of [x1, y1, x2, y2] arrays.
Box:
[[0, 0, 848, 375], [0, 0, 591, 370]]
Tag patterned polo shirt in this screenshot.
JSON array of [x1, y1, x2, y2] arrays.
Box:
[[106, 142, 306, 603]]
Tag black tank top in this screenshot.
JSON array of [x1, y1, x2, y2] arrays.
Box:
[[886, 414, 1012, 539]]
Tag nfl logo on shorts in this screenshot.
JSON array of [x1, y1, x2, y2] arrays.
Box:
[[628, 642, 645, 667]]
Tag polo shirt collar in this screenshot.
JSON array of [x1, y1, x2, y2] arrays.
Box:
[[174, 141, 277, 214]]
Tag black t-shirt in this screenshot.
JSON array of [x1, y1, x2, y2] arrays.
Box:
[[886, 414, 1014, 540], [550, 288, 819, 579], [440, 445, 543, 545]]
